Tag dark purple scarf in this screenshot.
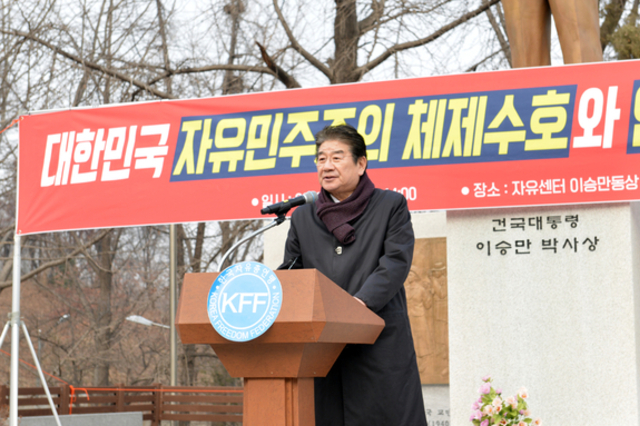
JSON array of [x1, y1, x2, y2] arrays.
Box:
[[316, 172, 375, 245]]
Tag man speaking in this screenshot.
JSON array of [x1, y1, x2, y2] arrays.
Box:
[[281, 124, 427, 426]]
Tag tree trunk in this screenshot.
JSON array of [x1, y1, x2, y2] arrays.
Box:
[[93, 230, 113, 386], [222, 0, 245, 94], [332, 0, 360, 83]]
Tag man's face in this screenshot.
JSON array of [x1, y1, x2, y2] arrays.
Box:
[[316, 139, 367, 201]]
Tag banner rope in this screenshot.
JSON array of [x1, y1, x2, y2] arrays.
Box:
[[0, 116, 23, 136]]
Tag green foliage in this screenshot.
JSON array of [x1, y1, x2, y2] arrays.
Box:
[[611, 23, 640, 59]]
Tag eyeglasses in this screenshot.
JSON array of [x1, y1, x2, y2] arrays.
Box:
[[316, 153, 353, 168]]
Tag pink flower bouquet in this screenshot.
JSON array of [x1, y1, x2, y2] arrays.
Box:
[[470, 377, 541, 426]]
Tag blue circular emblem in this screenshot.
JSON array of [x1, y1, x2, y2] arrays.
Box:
[[207, 261, 283, 342]]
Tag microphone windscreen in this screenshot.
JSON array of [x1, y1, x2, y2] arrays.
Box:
[[304, 191, 317, 204]]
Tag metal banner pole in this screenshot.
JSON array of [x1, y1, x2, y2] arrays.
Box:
[[170, 224, 177, 388], [21, 323, 62, 426], [9, 233, 20, 426], [169, 224, 177, 426]]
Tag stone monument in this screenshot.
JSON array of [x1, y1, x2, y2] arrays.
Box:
[[447, 202, 640, 425]]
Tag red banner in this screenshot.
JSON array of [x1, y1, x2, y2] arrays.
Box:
[[17, 60, 640, 234]]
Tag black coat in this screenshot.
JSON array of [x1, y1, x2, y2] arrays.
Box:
[[283, 188, 428, 426]]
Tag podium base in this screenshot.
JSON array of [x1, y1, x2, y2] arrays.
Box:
[[244, 378, 315, 426]]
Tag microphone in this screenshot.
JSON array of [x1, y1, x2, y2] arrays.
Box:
[[261, 191, 317, 216]]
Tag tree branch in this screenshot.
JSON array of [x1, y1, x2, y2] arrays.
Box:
[[465, 49, 502, 72], [272, 0, 333, 80], [355, 0, 501, 78], [0, 228, 112, 291], [358, 0, 386, 35], [601, 0, 629, 51], [359, 1, 456, 38], [129, 63, 277, 99], [256, 41, 301, 88], [0, 29, 177, 100], [71, 230, 114, 275], [483, 0, 511, 67], [631, 0, 640, 25]]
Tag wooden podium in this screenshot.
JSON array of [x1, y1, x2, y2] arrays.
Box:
[[176, 269, 385, 426]]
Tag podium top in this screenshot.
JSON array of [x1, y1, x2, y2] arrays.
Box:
[[177, 269, 385, 345]]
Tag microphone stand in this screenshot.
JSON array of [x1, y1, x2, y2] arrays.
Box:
[[217, 214, 286, 272]]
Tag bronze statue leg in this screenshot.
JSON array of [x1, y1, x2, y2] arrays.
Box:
[[548, 0, 602, 63], [501, 0, 552, 68]]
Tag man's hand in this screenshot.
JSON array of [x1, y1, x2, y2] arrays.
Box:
[[354, 297, 366, 307]]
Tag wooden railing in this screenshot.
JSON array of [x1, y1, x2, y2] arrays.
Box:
[[0, 384, 243, 424]]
